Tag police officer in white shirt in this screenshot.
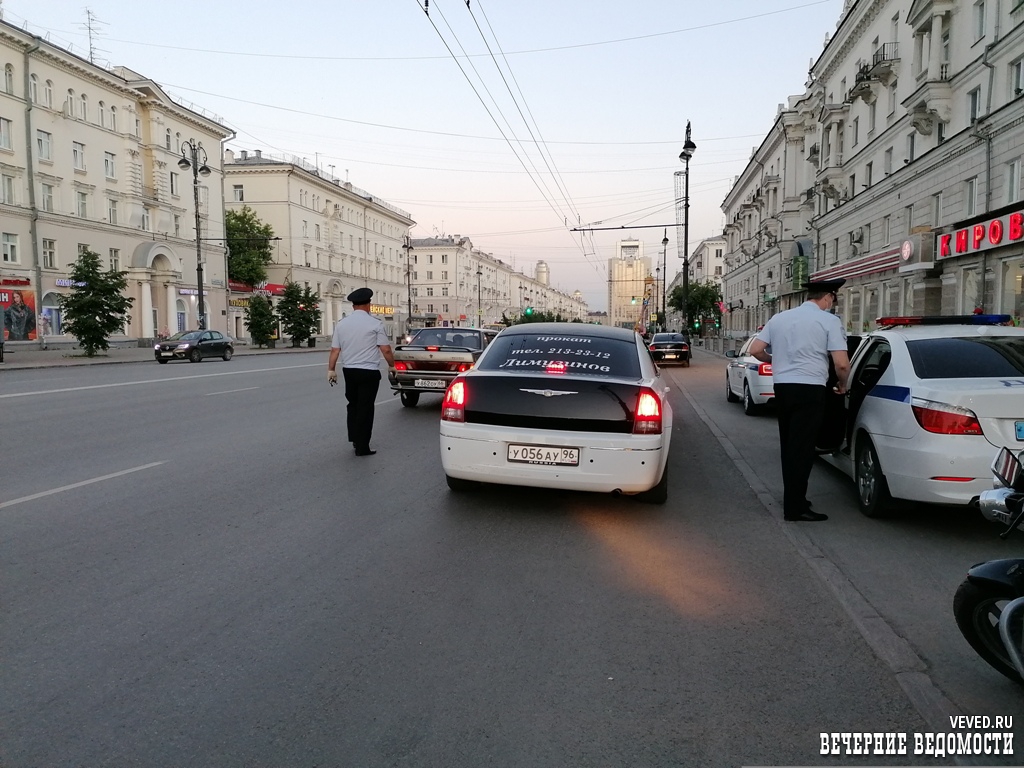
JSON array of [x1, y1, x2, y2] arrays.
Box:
[[328, 288, 396, 456], [748, 278, 850, 521]]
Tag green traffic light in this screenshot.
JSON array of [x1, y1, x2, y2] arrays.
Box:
[[524, 306, 533, 316]]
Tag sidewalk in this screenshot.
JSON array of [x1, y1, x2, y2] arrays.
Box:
[[0, 342, 326, 370]]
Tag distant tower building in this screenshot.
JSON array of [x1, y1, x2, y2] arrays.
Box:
[[607, 239, 651, 329], [535, 261, 550, 286]]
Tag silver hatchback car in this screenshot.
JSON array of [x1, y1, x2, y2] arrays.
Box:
[[725, 337, 774, 415]]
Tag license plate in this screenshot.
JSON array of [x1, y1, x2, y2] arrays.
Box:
[[507, 444, 579, 466], [664, 353, 677, 358], [414, 378, 446, 388], [160, 352, 172, 357], [1017, 421, 1024, 441]]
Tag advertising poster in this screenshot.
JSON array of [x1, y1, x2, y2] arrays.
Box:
[[1, 288, 37, 342]]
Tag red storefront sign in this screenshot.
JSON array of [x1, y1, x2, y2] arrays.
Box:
[[228, 279, 287, 296], [937, 210, 1024, 260]]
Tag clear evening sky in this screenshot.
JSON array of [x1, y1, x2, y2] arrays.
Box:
[[3, 0, 844, 310]]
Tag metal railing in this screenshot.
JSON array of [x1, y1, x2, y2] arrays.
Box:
[[873, 42, 899, 66]]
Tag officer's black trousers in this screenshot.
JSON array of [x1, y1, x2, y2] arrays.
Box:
[[773, 383, 826, 517], [343, 368, 381, 451]]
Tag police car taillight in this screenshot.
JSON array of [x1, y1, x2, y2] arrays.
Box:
[[758, 363, 772, 376], [633, 388, 663, 435], [910, 397, 983, 436], [877, 314, 1012, 327]]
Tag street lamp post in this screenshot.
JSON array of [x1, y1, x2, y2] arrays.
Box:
[[661, 230, 669, 332], [178, 139, 212, 329], [654, 266, 661, 333], [403, 236, 414, 334], [475, 267, 482, 327], [678, 122, 696, 333]]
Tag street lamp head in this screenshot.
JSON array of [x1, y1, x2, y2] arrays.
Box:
[[662, 235, 669, 248], [198, 164, 212, 178], [679, 138, 696, 162], [177, 156, 191, 171]]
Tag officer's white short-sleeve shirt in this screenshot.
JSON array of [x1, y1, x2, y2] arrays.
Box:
[[755, 301, 847, 385], [330, 310, 389, 370]]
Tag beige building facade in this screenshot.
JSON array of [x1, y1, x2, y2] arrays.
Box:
[[0, 19, 233, 344]]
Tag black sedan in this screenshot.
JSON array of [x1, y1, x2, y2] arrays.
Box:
[[154, 330, 234, 363], [648, 332, 690, 366]]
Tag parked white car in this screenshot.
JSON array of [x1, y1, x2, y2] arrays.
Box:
[[725, 337, 774, 415], [818, 315, 1024, 517]]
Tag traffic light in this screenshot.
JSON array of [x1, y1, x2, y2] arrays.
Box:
[[694, 319, 701, 330], [524, 306, 533, 316], [715, 317, 720, 328], [631, 297, 637, 304]]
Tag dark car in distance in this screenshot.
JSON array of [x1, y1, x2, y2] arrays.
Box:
[[154, 330, 234, 363], [648, 332, 691, 366]]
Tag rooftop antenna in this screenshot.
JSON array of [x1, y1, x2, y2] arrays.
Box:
[[81, 8, 108, 65]]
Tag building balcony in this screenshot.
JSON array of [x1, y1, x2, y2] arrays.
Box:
[[902, 75, 952, 126], [868, 42, 899, 84]]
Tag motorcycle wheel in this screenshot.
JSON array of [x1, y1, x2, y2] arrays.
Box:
[[953, 579, 1024, 685]]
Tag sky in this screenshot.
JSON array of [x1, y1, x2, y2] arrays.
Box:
[[2, 0, 846, 310]]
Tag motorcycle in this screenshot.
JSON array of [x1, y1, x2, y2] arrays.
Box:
[[953, 447, 1024, 685]]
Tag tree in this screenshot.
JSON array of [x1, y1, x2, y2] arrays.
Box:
[[276, 281, 322, 345], [668, 280, 722, 333], [245, 295, 277, 348], [225, 206, 275, 286], [57, 249, 134, 356]]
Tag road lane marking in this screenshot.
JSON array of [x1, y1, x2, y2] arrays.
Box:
[[0, 462, 166, 510], [206, 387, 260, 396], [0, 363, 323, 399]]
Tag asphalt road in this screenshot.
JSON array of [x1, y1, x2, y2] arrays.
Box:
[[0, 351, 1019, 766]]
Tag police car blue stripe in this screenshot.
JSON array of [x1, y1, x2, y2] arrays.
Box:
[[866, 384, 911, 403]]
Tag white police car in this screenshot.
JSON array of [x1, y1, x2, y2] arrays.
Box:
[[818, 315, 1024, 517], [725, 336, 774, 415]]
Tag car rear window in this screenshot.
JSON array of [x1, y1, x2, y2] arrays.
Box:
[[653, 333, 688, 342], [410, 329, 482, 350], [907, 336, 1024, 378], [478, 333, 641, 378]]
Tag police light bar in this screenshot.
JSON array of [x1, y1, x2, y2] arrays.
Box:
[[876, 314, 1012, 327]]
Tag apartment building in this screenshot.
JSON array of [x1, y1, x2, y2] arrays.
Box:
[[409, 237, 586, 327], [721, 0, 1024, 338], [0, 19, 232, 342], [223, 150, 415, 341], [607, 239, 653, 329]]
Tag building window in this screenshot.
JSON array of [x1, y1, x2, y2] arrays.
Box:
[[441, 287, 449, 296], [233, 184, 244, 202], [1009, 159, 1022, 204], [883, 215, 891, 245], [30, 73, 38, 103], [0, 172, 18, 208], [974, 0, 986, 40], [426, 287, 434, 297], [109, 248, 120, 272], [109, 106, 117, 132], [73, 142, 86, 170], [302, 220, 308, 238], [79, 94, 87, 121], [851, 117, 859, 147], [66, 89, 75, 115], [969, 87, 982, 122], [142, 208, 151, 231], [173, 215, 181, 237], [170, 172, 179, 196], [315, 224, 321, 241], [104, 152, 116, 179], [907, 133, 916, 163], [905, 204, 915, 234], [966, 177, 979, 216], [0, 117, 11, 150], [937, 121, 947, 144], [888, 80, 897, 115], [98, 101, 106, 128], [78, 243, 90, 255], [884, 147, 893, 175], [3, 65, 12, 95], [42, 238, 56, 269], [41, 183, 54, 212], [426, 270, 433, 280], [2, 232, 18, 263], [165, 128, 172, 150], [865, 162, 873, 188], [932, 192, 943, 226], [43, 79, 52, 107], [441, 254, 448, 264], [76, 190, 88, 218], [1013, 59, 1024, 97], [848, 173, 856, 197], [37, 130, 52, 160], [428, 254, 433, 264], [868, 102, 877, 134], [108, 198, 118, 225]]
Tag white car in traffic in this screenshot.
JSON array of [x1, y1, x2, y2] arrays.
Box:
[[725, 337, 774, 415]]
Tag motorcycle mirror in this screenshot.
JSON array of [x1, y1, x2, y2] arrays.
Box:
[[991, 447, 1024, 491]]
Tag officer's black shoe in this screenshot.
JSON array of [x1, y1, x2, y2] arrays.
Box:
[[784, 509, 828, 522]]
